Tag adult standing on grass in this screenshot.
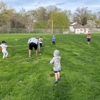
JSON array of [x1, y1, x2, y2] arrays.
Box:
[[50, 50, 61, 83], [87, 32, 91, 45], [0, 40, 12, 59], [27, 35, 39, 57]]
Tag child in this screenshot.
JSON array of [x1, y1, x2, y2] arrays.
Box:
[[0, 40, 12, 59], [39, 36, 43, 47], [52, 35, 56, 45], [87, 32, 91, 44], [50, 50, 61, 83]]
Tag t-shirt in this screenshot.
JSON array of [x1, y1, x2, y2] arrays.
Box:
[[52, 37, 56, 42], [0, 44, 7, 52], [28, 37, 38, 44], [39, 38, 43, 43]]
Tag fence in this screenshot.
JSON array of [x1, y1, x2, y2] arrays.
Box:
[[0, 28, 69, 34]]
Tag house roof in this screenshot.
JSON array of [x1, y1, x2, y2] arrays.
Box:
[[70, 22, 88, 29], [71, 23, 83, 28]]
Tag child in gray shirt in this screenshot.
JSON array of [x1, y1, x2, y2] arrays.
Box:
[[50, 50, 61, 83]]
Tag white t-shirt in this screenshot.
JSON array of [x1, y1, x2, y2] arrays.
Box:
[[39, 38, 43, 43], [0, 43, 8, 52]]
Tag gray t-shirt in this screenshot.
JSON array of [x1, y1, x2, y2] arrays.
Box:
[[28, 37, 38, 44]]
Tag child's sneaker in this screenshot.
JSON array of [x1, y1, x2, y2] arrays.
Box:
[[54, 80, 58, 83], [58, 78, 60, 81]]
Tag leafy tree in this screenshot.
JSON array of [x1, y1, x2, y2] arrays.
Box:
[[0, 1, 14, 26], [34, 21, 47, 29], [95, 20, 100, 27], [48, 12, 69, 29]]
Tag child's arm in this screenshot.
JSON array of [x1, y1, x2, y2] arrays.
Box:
[[50, 58, 54, 64], [8, 45, 13, 48]]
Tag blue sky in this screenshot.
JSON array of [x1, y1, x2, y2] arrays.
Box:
[[2, 0, 100, 13]]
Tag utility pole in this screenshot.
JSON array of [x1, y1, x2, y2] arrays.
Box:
[[52, 20, 53, 34]]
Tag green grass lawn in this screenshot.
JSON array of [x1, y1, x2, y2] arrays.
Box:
[[0, 33, 100, 100]]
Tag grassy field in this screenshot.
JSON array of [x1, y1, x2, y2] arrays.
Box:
[[0, 33, 100, 100]]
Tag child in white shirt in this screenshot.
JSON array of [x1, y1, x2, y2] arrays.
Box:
[[39, 36, 43, 47], [0, 41, 12, 59]]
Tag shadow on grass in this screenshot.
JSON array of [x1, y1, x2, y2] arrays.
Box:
[[50, 73, 54, 77], [49, 73, 71, 100], [53, 74, 71, 100]]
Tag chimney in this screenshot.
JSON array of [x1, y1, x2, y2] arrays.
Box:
[[84, 25, 86, 33]]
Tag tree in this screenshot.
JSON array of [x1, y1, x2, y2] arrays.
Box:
[[48, 12, 69, 29], [46, 5, 62, 19], [73, 7, 92, 25], [30, 7, 48, 22], [63, 10, 73, 21], [97, 11, 100, 20], [0, 1, 14, 26], [89, 14, 97, 21], [95, 20, 100, 27], [10, 13, 26, 28], [34, 21, 47, 29], [87, 20, 96, 31], [32, 6, 65, 29]]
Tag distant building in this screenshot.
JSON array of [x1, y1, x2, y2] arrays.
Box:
[[70, 22, 89, 34]]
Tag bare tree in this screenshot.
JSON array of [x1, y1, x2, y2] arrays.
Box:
[[46, 5, 62, 19], [73, 7, 92, 25], [63, 10, 73, 21], [10, 13, 25, 28]]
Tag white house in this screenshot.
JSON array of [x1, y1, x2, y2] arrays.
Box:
[[70, 22, 89, 34]]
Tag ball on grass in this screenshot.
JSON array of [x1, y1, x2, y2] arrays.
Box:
[[15, 39, 18, 41]]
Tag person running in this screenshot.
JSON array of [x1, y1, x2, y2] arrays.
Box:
[[50, 50, 61, 83], [0, 40, 12, 59]]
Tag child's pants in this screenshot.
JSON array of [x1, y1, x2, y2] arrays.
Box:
[[2, 50, 8, 59]]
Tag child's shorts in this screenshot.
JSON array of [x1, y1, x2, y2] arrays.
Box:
[[54, 70, 61, 73], [87, 38, 90, 42]]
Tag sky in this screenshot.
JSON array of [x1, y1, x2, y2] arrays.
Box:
[[2, 0, 100, 13]]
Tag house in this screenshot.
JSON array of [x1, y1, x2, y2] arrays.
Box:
[[70, 22, 89, 34]]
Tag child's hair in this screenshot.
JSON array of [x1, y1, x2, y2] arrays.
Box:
[[40, 36, 42, 38], [2, 40, 6, 43]]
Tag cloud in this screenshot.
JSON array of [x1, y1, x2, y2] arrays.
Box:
[[55, 3, 65, 5], [1, 0, 100, 13]]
